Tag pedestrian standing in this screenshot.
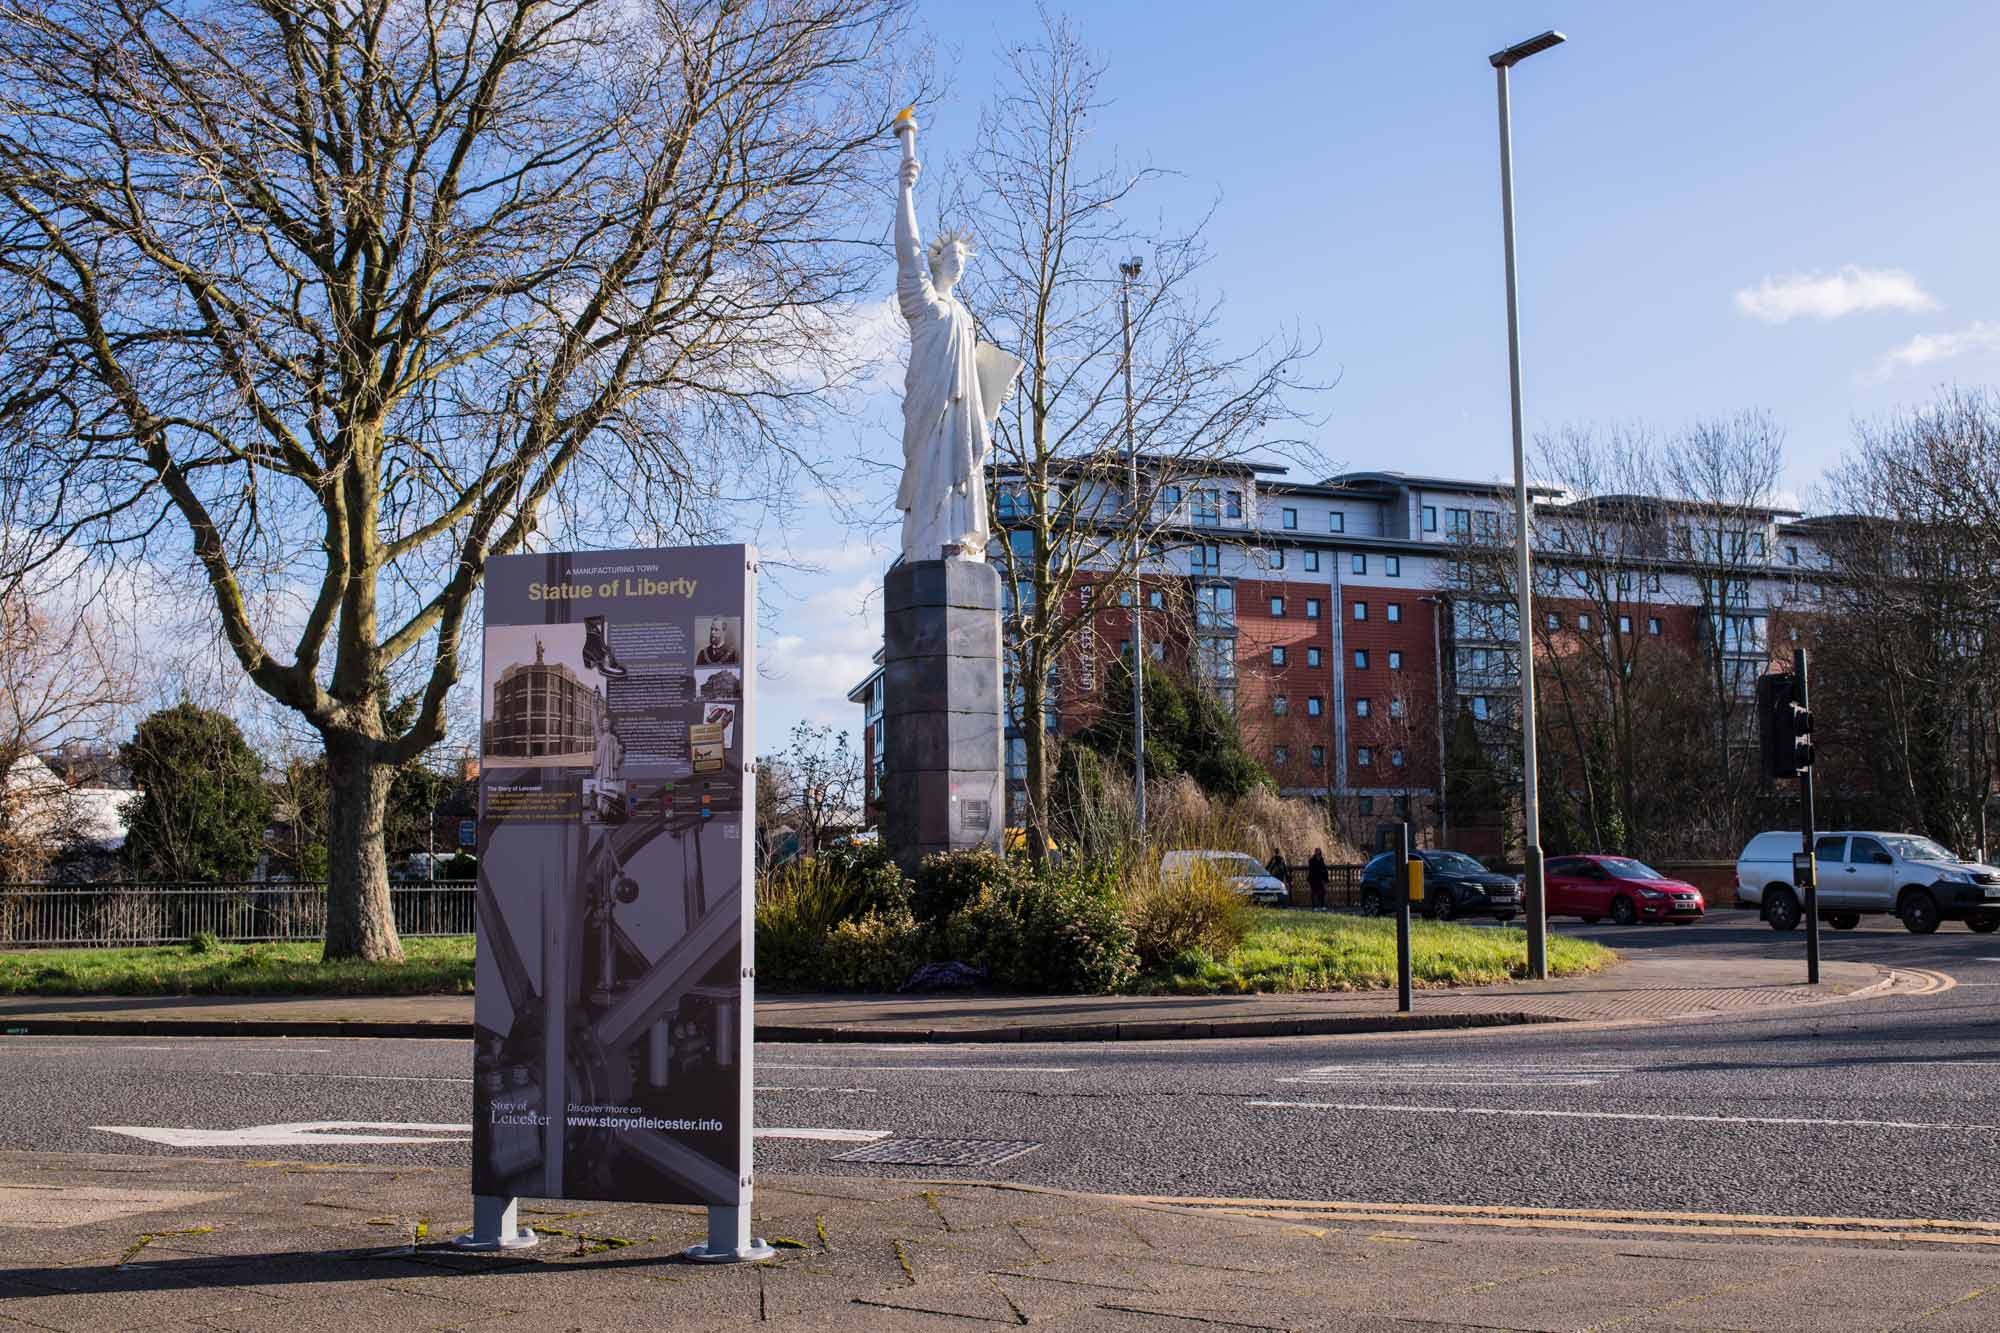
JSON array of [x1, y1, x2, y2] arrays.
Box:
[[1308, 847, 1329, 911], [1266, 849, 1290, 902]]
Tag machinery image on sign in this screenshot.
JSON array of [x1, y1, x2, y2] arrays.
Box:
[[472, 545, 756, 1208]]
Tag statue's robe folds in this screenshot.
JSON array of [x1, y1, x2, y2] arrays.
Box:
[[896, 257, 1021, 562]]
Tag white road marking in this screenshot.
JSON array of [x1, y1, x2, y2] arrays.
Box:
[[95, 1119, 889, 1148], [756, 1127, 891, 1143], [1282, 1062, 1634, 1089], [1249, 1101, 2000, 1133], [759, 1064, 1076, 1074], [97, 1121, 472, 1148], [230, 1070, 473, 1083], [757, 1086, 880, 1094]]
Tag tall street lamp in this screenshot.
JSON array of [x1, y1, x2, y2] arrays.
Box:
[[1120, 256, 1147, 836], [1490, 28, 1564, 980]]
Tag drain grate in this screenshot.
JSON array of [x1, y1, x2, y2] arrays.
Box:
[[830, 1138, 1041, 1168]]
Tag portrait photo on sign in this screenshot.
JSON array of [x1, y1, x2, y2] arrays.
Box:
[[693, 615, 742, 666], [481, 623, 602, 767], [694, 665, 742, 701]]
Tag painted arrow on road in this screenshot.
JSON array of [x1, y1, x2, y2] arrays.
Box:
[[94, 1121, 892, 1148], [95, 1121, 473, 1148]]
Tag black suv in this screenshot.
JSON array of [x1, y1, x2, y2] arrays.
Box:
[[1359, 850, 1523, 922]]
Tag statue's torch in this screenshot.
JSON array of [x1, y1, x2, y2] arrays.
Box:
[[892, 105, 918, 168]]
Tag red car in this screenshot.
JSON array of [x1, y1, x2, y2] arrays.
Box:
[[1545, 855, 1706, 926]]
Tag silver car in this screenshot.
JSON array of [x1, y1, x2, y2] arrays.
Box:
[[1735, 830, 2000, 934]]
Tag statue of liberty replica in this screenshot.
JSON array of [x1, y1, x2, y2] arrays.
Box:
[[880, 107, 1018, 870]]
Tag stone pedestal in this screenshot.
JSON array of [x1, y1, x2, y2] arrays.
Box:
[[880, 559, 1005, 874]]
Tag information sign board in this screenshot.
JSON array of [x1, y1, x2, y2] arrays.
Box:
[[471, 545, 755, 1209]]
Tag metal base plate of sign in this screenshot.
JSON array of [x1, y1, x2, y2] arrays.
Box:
[[453, 1194, 541, 1251], [471, 545, 763, 1260]]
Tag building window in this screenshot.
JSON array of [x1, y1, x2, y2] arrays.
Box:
[[1423, 505, 1437, 532], [1150, 641, 1165, 662], [1394, 795, 1409, 817], [1274, 744, 1289, 766], [1307, 696, 1323, 717], [1329, 512, 1345, 533], [1618, 615, 1632, 634], [1226, 490, 1243, 519], [1386, 556, 1401, 577], [1162, 484, 1181, 513], [1388, 650, 1403, 670], [1447, 508, 1470, 534], [1389, 698, 1405, 719], [1352, 553, 1367, 575], [1007, 737, 1027, 781], [1647, 574, 1662, 593], [1192, 543, 1222, 575], [1192, 489, 1221, 526], [1149, 588, 1165, 609], [1195, 583, 1235, 629], [1357, 746, 1373, 767], [1304, 550, 1321, 572], [1353, 649, 1369, 669], [1119, 588, 1133, 607], [1274, 695, 1289, 716], [1271, 547, 1285, 570], [1390, 748, 1405, 768], [1307, 647, 1322, 667], [1647, 617, 1662, 635], [1546, 612, 1559, 630], [1578, 613, 1591, 631], [1271, 646, 1286, 666], [1355, 698, 1372, 718], [1785, 544, 1798, 565], [1353, 602, 1368, 621], [1471, 696, 1490, 721], [1306, 598, 1321, 619], [1282, 507, 1298, 530], [1310, 745, 1325, 768], [1386, 603, 1402, 623], [1119, 639, 1131, 658], [1358, 795, 1375, 815], [1270, 595, 1285, 617]]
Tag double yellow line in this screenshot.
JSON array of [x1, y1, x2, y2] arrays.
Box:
[[1118, 1194, 2000, 1247]]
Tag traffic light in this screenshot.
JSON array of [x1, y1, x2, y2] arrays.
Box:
[[1757, 671, 1813, 781]]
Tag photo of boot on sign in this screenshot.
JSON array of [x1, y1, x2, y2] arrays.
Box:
[[583, 614, 628, 678]]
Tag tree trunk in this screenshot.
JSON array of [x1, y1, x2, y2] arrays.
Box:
[[1022, 654, 1050, 866], [322, 730, 405, 962]]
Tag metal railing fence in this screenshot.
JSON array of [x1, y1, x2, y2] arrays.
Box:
[[0, 881, 477, 948], [1273, 864, 1366, 909]]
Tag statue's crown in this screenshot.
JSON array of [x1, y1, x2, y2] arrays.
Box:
[[927, 225, 976, 264]]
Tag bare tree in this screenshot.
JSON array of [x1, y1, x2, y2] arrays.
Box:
[[1813, 390, 2000, 853], [0, 590, 137, 879], [960, 11, 1319, 855], [0, 0, 923, 956], [760, 720, 862, 855]]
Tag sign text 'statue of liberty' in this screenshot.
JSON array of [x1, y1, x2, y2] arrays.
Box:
[[527, 577, 700, 601]]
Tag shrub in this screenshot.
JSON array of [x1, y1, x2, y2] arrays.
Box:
[[818, 908, 930, 992], [911, 848, 1013, 926], [1126, 862, 1250, 972], [187, 930, 220, 955], [754, 843, 913, 990], [943, 869, 1137, 994]]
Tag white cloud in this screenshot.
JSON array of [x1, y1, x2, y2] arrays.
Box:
[[757, 570, 882, 744], [1870, 320, 2000, 380], [1734, 266, 1935, 324]]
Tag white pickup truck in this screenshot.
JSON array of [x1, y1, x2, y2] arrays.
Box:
[[1735, 830, 2000, 934]]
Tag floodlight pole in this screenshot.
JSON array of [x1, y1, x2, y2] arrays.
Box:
[[1121, 256, 1147, 836], [1491, 29, 1564, 981]]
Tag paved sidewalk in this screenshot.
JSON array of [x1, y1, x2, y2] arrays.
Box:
[[2, 1149, 1997, 1331], [0, 956, 1915, 1042]]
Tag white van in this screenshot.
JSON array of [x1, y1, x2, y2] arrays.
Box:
[[1735, 830, 2000, 934], [1157, 850, 1289, 907]]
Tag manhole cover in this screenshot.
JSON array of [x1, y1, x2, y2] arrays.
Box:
[[831, 1138, 1041, 1168]]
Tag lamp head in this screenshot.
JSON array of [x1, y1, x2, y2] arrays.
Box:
[[1490, 30, 1566, 68]]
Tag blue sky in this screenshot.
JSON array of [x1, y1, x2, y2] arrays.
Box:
[[751, 0, 2000, 758]]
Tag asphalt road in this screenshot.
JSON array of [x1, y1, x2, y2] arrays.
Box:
[[3, 914, 1996, 1224]]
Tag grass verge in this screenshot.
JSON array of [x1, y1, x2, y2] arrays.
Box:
[[0, 937, 476, 997], [1135, 909, 1616, 995]]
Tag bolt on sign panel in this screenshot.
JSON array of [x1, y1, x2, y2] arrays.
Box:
[[473, 545, 756, 1209]]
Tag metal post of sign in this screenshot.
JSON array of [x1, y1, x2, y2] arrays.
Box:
[[1396, 821, 1414, 1013], [454, 1194, 538, 1251], [1797, 647, 1820, 986]]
